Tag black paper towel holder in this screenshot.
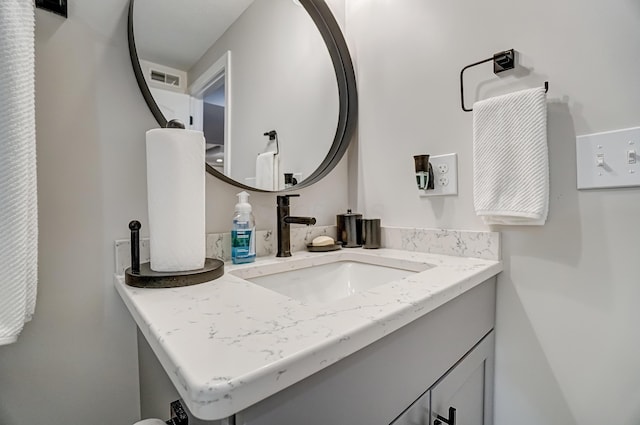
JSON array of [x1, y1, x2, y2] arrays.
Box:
[[124, 221, 224, 288]]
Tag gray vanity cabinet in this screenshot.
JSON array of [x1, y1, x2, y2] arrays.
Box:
[[391, 332, 494, 425], [138, 278, 497, 425]]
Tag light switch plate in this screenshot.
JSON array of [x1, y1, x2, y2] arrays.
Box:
[[419, 153, 458, 197], [576, 126, 640, 189]]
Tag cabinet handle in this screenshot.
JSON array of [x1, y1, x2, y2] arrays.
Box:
[[434, 406, 456, 425]]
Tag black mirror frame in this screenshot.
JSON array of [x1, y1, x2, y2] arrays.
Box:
[[127, 0, 358, 192]]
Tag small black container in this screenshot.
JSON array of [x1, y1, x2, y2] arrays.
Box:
[[336, 209, 362, 248], [362, 218, 381, 249]]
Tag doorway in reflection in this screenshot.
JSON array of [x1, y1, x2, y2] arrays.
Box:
[[202, 78, 226, 173]]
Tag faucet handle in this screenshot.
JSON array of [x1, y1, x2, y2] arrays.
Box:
[[277, 194, 300, 206]]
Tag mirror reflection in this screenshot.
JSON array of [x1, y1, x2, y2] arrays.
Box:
[[132, 0, 339, 190]]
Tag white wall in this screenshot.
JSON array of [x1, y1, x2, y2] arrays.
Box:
[[0, 1, 347, 424], [190, 0, 339, 184], [347, 0, 640, 424], [0, 4, 143, 424]]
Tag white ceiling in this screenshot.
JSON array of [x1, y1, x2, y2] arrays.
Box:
[[134, 0, 255, 71]]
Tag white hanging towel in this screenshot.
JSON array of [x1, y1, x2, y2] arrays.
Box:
[[473, 87, 548, 225], [255, 151, 281, 191], [0, 0, 38, 345]]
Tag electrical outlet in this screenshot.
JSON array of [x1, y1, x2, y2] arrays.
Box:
[[419, 153, 458, 197]]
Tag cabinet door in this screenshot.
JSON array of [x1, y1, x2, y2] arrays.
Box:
[[430, 331, 494, 425], [389, 387, 430, 425]]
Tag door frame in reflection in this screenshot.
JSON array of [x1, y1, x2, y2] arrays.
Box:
[[189, 51, 232, 175]]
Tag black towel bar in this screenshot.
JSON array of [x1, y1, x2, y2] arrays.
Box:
[[460, 49, 549, 112], [36, 0, 67, 18]]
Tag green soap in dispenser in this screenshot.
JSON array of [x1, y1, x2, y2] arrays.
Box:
[[231, 191, 256, 264]]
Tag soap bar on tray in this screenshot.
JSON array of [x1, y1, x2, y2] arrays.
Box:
[[307, 236, 342, 252], [311, 236, 335, 246]]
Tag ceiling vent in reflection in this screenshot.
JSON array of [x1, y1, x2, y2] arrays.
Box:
[[150, 69, 181, 87]]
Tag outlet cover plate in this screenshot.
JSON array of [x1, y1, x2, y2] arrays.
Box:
[[420, 153, 458, 197]]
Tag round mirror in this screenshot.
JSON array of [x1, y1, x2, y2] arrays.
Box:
[[128, 0, 357, 191]]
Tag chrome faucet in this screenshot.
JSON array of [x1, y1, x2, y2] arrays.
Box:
[[276, 194, 316, 257]]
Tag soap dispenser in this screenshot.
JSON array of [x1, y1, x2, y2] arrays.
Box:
[[231, 191, 256, 264]]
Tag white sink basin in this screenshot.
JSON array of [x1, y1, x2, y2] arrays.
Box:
[[230, 254, 432, 305]]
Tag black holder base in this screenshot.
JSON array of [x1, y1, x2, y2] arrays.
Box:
[[125, 258, 224, 288]]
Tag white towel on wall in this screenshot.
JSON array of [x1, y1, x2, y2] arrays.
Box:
[[0, 0, 38, 346], [473, 87, 548, 225], [256, 152, 281, 191]]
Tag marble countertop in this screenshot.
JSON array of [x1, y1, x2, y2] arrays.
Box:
[[114, 248, 502, 420]]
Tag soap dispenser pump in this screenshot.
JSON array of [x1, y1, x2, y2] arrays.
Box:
[[231, 191, 256, 264]]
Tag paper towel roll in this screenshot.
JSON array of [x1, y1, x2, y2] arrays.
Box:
[[146, 128, 205, 272]]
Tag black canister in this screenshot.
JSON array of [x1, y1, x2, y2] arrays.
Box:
[[362, 218, 381, 249], [336, 209, 362, 248]]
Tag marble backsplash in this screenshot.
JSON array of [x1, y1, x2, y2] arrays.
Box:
[[382, 226, 500, 261], [205, 225, 337, 263], [114, 225, 499, 275], [114, 225, 337, 275]]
